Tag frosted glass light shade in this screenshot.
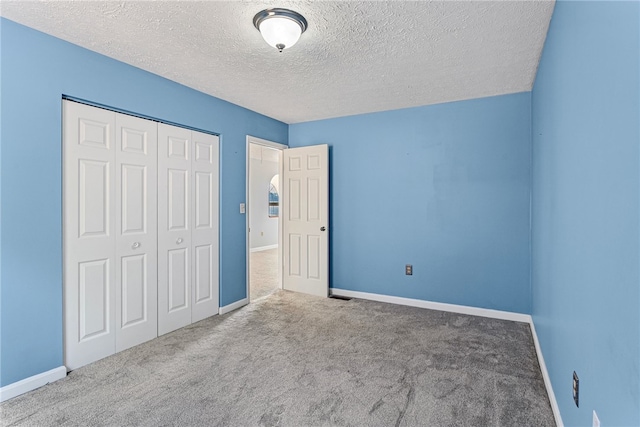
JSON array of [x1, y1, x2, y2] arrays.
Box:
[[259, 17, 302, 51], [253, 9, 308, 52]]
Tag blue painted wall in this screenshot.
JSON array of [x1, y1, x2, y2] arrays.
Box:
[[531, 1, 640, 426], [290, 93, 532, 314], [5, 6, 639, 425], [0, 18, 287, 387]]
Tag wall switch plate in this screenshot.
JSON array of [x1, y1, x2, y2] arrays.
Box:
[[405, 264, 413, 275], [573, 371, 579, 407], [240, 203, 246, 214], [592, 410, 600, 427]]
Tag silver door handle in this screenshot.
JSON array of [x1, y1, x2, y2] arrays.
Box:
[[176, 238, 183, 245], [132, 242, 141, 249]]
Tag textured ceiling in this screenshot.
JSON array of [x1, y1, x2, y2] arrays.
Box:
[[1, 1, 554, 124]]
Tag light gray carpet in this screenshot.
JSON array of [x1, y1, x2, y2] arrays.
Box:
[[250, 248, 279, 301], [0, 291, 555, 426]]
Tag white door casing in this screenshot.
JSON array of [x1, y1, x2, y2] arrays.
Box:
[[246, 136, 287, 303], [64, 101, 117, 370], [282, 144, 329, 297], [158, 124, 192, 335], [191, 131, 219, 323], [114, 112, 158, 352]]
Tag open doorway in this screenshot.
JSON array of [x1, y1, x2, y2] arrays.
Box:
[[247, 136, 286, 302]]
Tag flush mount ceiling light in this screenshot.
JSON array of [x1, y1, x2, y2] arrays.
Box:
[[253, 8, 308, 52]]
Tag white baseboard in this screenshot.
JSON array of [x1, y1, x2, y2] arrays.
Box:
[[0, 366, 66, 402], [219, 297, 248, 315], [529, 321, 564, 427], [250, 244, 278, 253], [330, 288, 531, 323], [330, 287, 562, 426]]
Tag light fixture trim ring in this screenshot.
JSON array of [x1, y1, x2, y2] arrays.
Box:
[[253, 8, 308, 34]]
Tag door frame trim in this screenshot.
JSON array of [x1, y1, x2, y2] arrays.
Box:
[[246, 136, 287, 303]]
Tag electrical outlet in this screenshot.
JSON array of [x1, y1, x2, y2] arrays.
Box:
[[592, 410, 600, 427], [405, 264, 413, 275], [573, 371, 579, 407]]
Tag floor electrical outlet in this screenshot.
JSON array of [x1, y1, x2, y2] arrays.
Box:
[[573, 371, 579, 407]]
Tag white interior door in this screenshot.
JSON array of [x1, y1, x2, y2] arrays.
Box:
[[282, 144, 329, 297], [64, 101, 117, 370], [191, 131, 219, 322], [158, 123, 192, 335], [114, 112, 158, 352]]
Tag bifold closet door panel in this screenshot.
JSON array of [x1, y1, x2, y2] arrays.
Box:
[[191, 131, 220, 323], [114, 112, 158, 352], [158, 123, 193, 335], [63, 100, 117, 370]]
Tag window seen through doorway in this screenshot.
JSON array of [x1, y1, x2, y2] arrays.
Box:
[[269, 174, 279, 217]]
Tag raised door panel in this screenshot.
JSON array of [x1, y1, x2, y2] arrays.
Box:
[[288, 178, 301, 221], [195, 172, 212, 229], [158, 123, 192, 335], [78, 160, 110, 237], [115, 112, 157, 352], [120, 254, 146, 327], [307, 177, 321, 222], [63, 100, 116, 370], [79, 118, 110, 150], [288, 234, 302, 277], [194, 244, 212, 303], [168, 248, 189, 311], [78, 259, 110, 341], [121, 165, 145, 234], [307, 235, 321, 280], [168, 169, 188, 230], [191, 131, 219, 323]]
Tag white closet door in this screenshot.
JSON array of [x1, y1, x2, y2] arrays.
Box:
[[191, 131, 219, 322], [63, 101, 116, 370], [114, 112, 158, 352], [158, 123, 192, 335], [65, 101, 219, 365]]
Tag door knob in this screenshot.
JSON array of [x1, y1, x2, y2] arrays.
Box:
[[132, 242, 140, 249], [320, 226, 326, 232], [176, 238, 183, 245]]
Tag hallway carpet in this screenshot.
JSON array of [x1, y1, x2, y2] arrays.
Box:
[[0, 291, 555, 426], [250, 248, 279, 301]]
